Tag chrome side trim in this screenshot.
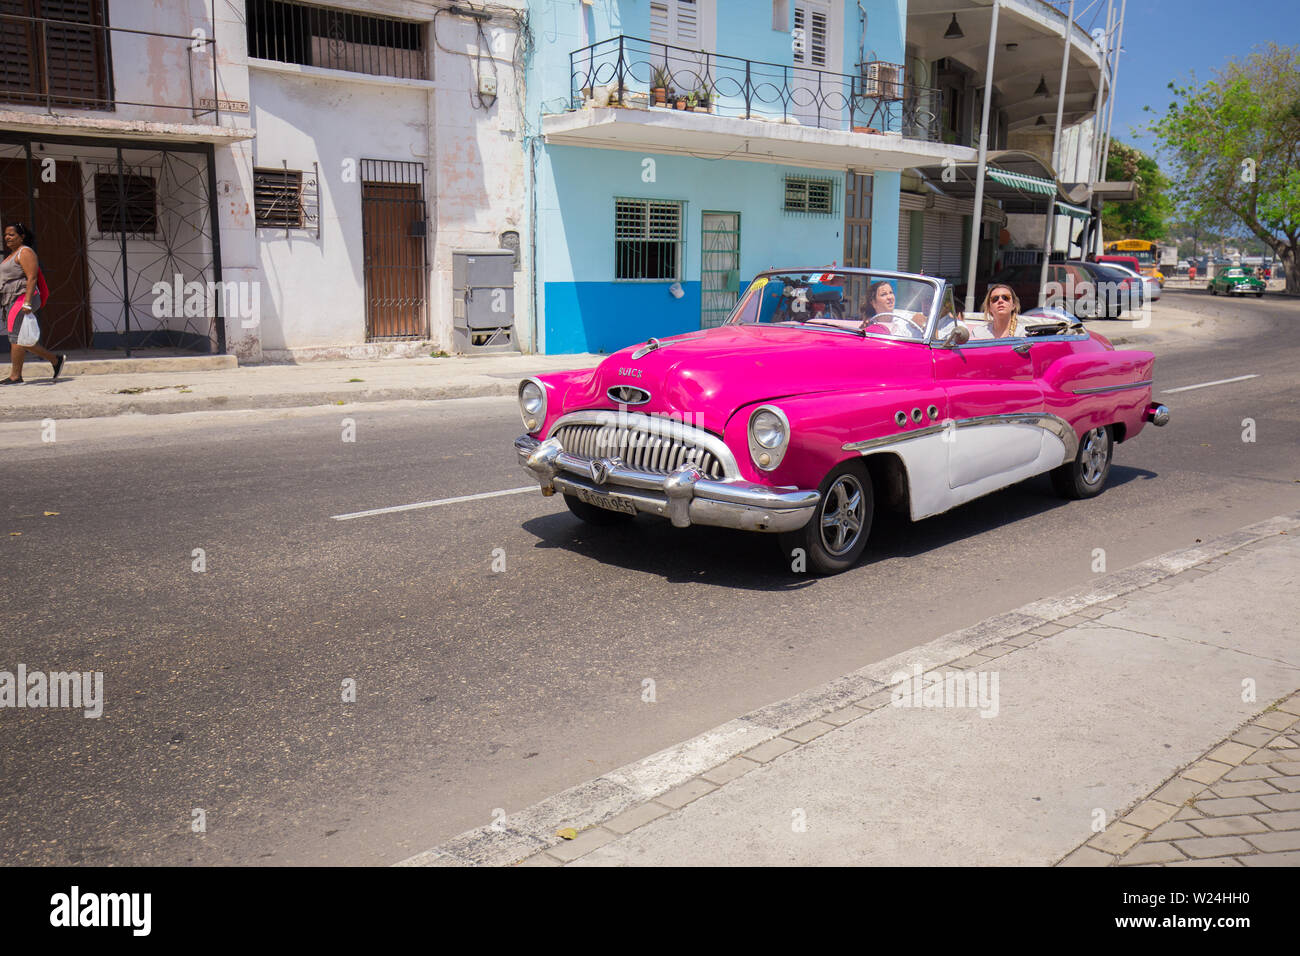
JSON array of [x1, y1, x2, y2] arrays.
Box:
[[1072, 379, 1153, 395], [547, 409, 741, 478], [843, 412, 1079, 460]]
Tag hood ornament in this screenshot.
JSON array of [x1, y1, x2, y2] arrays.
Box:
[[632, 338, 661, 360]]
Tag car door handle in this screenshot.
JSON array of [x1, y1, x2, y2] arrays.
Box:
[[1013, 343, 1031, 356]]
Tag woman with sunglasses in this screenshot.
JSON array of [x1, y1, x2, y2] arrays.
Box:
[[970, 283, 1022, 339]]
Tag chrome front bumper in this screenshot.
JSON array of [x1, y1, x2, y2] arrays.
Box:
[[514, 435, 819, 533]]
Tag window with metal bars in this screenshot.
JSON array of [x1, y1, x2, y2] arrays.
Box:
[[254, 167, 305, 229], [615, 199, 683, 281], [246, 0, 426, 81], [783, 175, 835, 215], [0, 0, 112, 109], [93, 171, 158, 236]]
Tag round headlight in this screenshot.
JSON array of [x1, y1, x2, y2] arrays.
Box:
[[520, 381, 544, 416], [752, 410, 786, 449]]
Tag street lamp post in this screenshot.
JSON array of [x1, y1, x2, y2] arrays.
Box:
[[962, 0, 1001, 314]]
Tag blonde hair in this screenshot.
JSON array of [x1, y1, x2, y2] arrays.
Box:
[[981, 284, 1020, 336]]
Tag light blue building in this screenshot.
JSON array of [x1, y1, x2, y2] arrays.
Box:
[[525, 0, 958, 354]]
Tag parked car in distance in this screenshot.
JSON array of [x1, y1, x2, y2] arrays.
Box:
[[956, 260, 1140, 319], [1096, 253, 1142, 277], [1208, 266, 1266, 297], [515, 268, 1169, 574], [1103, 261, 1161, 302]]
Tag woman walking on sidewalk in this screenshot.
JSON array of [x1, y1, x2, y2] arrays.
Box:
[[2, 223, 64, 385]]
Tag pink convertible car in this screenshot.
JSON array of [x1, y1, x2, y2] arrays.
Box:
[[515, 268, 1169, 574]]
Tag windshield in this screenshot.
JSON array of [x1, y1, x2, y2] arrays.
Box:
[[725, 270, 940, 341]]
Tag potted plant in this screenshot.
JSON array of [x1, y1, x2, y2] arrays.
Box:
[[686, 91, 698, 110], [693, 88, 711, 112], [675, 92, 688, 110], [651, 66, 670, 106]]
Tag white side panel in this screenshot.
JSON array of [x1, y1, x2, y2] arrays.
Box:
[[948, 423, 1043, 489], [864, 430, 1069, 521]]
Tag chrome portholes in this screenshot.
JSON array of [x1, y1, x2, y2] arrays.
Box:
[[895, 411, 908, 427]]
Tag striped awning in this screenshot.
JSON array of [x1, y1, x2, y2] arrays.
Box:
[[1054, 200, 1092, 219], [986, 167, 1057, 195]]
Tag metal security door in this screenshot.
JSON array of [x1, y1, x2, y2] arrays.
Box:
[[700, 211, 739, 328], [361, 159, 427, 340]]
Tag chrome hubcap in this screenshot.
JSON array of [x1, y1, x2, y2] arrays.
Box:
[[820, 474, 865, 556], [1080, 427, 1110, 485]]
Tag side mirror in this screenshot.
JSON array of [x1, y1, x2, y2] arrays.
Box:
[[940, 324, 970, 348]]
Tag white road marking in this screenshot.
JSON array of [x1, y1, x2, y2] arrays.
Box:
[[1161, 374, 1259, 394], [331, 485, 539, 520]]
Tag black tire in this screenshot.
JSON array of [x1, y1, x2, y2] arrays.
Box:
[[1256, 291, 1264, 298], [778, 460, 873, 575], [563, 493, 634, 525], [1208, 283, 1216, 295], [1051, 426, 1113, 500]]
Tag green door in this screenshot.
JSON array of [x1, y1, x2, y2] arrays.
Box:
[[700, 211, 740, 329]]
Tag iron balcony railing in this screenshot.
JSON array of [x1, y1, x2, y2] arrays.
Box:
[[0, 9, 225, 121], [569, 35, 943, 142]]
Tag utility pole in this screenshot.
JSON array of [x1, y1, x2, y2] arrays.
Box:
[[963, 0, 1001, 314]]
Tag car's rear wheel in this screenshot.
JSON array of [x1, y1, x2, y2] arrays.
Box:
[[1209, 283, 1216, 295], [1051, 426, 1113, 500], [563, 493, 634, 525], [778, 460, 873, 575]]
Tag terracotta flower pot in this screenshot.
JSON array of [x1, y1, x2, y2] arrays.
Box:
[[652, 88, 667, 105]]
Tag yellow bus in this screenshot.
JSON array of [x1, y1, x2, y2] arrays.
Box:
[[1103, 239, 1164, 282]]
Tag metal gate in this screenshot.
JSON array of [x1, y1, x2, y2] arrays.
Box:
[[0, 132, 222, 355], [700, 211, 739, 329], [360, 159, 427, 340]]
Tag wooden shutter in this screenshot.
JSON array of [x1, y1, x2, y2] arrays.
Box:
[[0, 0, 109, 107]]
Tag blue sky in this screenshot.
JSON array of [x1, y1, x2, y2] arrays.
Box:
[[1091, 0, 1300, 154]]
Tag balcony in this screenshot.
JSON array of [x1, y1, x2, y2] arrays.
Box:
[[546, 35, 966, 173], [0, 8, 246, 138]]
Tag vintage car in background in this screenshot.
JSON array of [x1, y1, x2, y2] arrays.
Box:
[[514, 268, 1169, 574], [1208, 267, 1266, 297]]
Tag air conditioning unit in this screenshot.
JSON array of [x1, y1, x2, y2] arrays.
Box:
[[862, 61, 903, 100]]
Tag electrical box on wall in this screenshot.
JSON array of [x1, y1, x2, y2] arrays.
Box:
[[478, 74, 497, 97]]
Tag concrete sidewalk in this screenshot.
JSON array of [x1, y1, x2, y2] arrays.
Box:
[[0, 350, 602, 423], [398, 513, 1300, 867], [0, 298, 1218, 423]]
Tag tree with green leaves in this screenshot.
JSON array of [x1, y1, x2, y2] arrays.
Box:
[[1100, 140, 1171, 241], [1148, 43, 1300, 292]]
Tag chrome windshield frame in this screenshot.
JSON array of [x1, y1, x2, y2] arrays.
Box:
[[724, 267, 947, 344]]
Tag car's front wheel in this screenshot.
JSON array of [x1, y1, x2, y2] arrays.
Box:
[[1051, 426, 1113, 499], [778, 460, 873, 574], [563, 493, 634, 525], [1208, 283, 1216, 295]]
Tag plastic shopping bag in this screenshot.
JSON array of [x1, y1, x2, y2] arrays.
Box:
[[16, 311, 39, 347]]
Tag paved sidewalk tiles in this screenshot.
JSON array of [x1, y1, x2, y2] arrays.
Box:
[[1067, 693, 1300, 867]]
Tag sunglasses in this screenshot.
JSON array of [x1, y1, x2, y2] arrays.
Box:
[[989, 294, 1013, 303]]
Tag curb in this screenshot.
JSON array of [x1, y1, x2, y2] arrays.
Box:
[[396, 511, 1300, 867]]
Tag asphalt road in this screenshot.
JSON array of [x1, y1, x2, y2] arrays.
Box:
[[1, 290, 1297, 866]]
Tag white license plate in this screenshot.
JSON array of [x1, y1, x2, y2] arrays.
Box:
[[577, 489, 637, 514]]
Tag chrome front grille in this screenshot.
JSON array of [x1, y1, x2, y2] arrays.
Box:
[[553, 422, 727, 479]]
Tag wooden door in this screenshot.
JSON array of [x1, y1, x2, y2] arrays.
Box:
[[842, 173, 871, 312], [361, 181, 427, 340], [0, 156, 90, 349]]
